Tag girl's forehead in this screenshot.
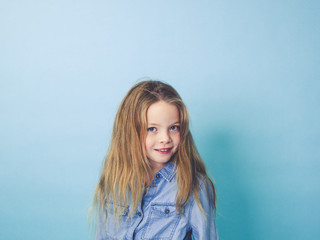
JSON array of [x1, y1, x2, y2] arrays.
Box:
[[146, 101, 179, 123]]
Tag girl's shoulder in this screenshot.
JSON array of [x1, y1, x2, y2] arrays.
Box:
[[192, 174, 215, 207]]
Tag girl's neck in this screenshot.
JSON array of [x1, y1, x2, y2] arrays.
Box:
[[145, 175, 153, 187]]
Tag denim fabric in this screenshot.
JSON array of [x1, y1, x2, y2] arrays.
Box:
[[96, 161, 218, 240]]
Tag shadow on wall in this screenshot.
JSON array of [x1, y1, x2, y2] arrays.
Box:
[[199, 129, 255, 240]]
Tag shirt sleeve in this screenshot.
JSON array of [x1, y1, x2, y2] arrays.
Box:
[[95, 210, 106, 240], [189, 178, 219, 240]]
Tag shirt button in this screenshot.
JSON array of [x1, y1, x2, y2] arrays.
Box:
[[152, 183, 156, 187], [155, 174, 160, 179], [138, 212, 142, 217], [165, 209, 170, 214]]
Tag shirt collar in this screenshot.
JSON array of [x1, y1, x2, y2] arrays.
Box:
[[158, 160, 176, 182]]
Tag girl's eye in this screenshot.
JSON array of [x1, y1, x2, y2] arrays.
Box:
[[170, 125, 180, 131], [147, 127, 157, 132]]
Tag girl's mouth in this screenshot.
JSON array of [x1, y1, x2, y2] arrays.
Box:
[[155, 148, 172, 154]]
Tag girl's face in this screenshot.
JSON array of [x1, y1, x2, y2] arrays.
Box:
[[145, 101, 181, 173]]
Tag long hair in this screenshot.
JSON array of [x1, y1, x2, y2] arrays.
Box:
[[91, 80, 216, 224]]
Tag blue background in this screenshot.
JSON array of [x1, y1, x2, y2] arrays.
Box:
[[1, 0, 319, 239]]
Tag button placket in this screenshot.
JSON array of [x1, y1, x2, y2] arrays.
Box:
[[152, 173, 161, 187]]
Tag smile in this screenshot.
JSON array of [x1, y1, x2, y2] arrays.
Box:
[[155, 148, 172, 154]]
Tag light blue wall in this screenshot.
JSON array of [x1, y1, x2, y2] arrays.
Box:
[[1, 0, 319, 239]]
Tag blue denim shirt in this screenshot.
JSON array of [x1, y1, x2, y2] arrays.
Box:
[[96, 161, 218, 240]]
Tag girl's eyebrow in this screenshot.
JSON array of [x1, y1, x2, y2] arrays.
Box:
[[147, 123, 160, 126], [148, 122, 180, 126]]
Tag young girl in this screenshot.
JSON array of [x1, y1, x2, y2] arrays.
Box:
[[92, 80, 218, 240]]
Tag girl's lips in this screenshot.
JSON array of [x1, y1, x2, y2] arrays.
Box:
[[155, 148, 172, 154]]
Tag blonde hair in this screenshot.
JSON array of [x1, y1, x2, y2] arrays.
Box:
[[92, 80, 216, 224]]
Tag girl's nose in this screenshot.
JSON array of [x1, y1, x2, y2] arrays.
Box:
[[160, 131, 171, 143]]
